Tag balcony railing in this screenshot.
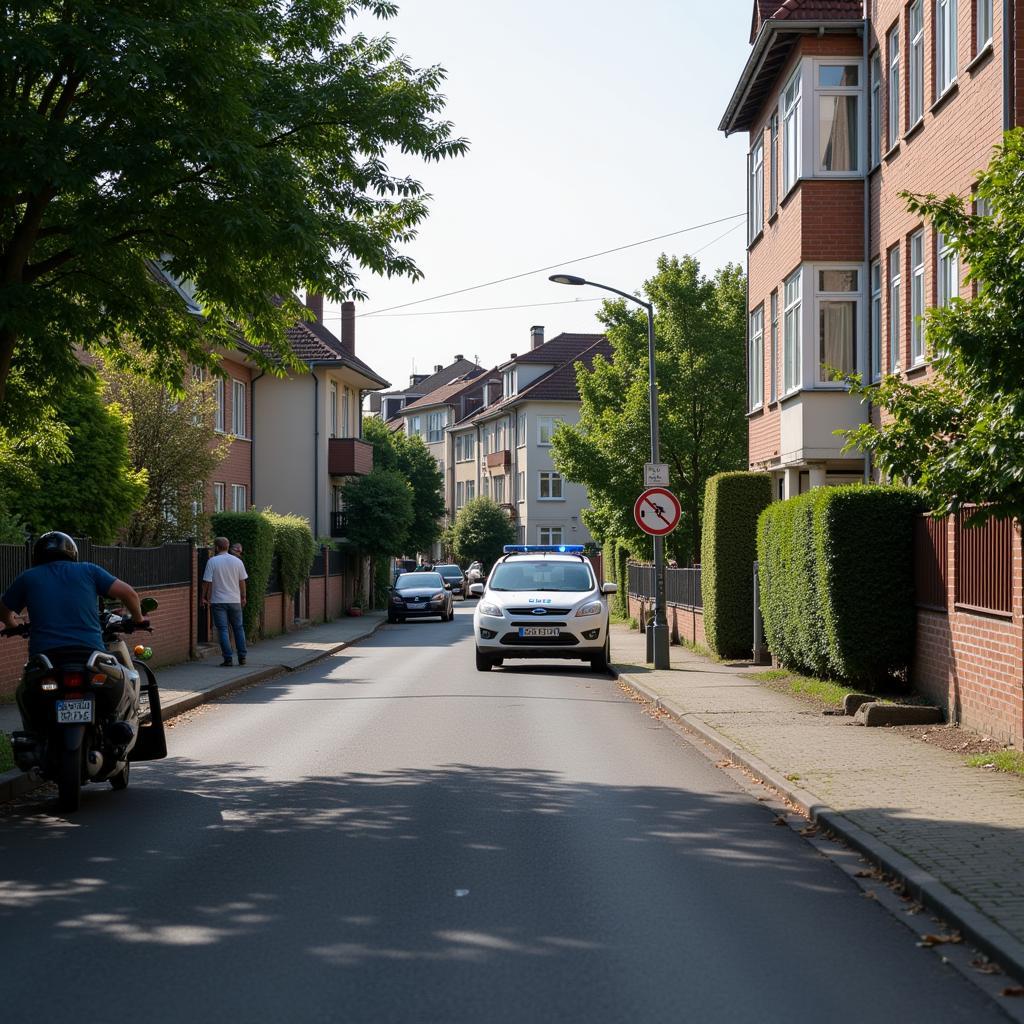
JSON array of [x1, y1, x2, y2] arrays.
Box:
[[330, 511, 349, 538], [486, 449, 511, 470], [329, 437, 374, 476]]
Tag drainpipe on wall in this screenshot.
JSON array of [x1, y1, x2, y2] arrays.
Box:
[[862, 9, 873, 484], [249, 369, 266, 506], [1005, 0, 1015, 130], [310, 368, 320, 537]]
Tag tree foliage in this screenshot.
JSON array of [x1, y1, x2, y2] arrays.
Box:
[[844, 129, 1024, 523], [363, 416, 445, 554], [210, 509, 275, 637], [0, 374, 147, 542], [340, 467, 414, 558], [100, 357, 228, 545], [450, 497, 515, 569], [262, 509, 317, 597], [551, 255, 747, 564], [0, 0, 467, 408]]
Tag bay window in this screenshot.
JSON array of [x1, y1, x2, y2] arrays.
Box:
[[749, 137, 764, 240], [911, 232, 925, 364], [748, 306, 764, 410], [783, 270, 802, 394], [782, 70, 801, 193], [816, 269, 859, 382], [770, 291, 779, 402], [816, 64, 860, 173]]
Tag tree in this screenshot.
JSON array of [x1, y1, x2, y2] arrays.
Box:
[[843, 129, 1024, 523], [0, 1, 467, 408], [450, 497, 515, 569], [551, 255, 747, 564], [363, 416, 445, 554], [0, 375, 147, 542], [340, 468, 414, 558], [100, 358, 229, 545]]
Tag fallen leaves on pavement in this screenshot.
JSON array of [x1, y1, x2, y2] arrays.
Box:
[[916, 932, 963, 948], [970, 958, 1002, 975], [1000, 986, 1024, 998]]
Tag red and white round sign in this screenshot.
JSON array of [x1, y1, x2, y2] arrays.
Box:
[[633, 487, 682, 536]]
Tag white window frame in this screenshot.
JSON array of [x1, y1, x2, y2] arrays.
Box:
[[408, 415, 421, 438], [455, 481, 464, 510], [769, 112, 779, 216], [869, 50, 882, 167], [911, 231, 926, 364], [749, 136, 764, 241], [888, 25, 900, 151], [909, 1, 924, 126], [517, 470, 525, 503], [782, 68, 802, 194], [538, 471, 563, 500], [427, 410, 446, 444], [493, 475, 506, 505], [465, 480, 475, 502], [539, 526, 564, 546], [517, 412, 527, 448], [213, 482, 225, 513], [889, 246, 902, 372], [502, 369, 516, 398], [813, 61, 863, 175], [936, 0, 958, 96], [870, 259, 882, 381], [783, 270, 802, 395], [937, 230, 959, 308], [770, 290, 779, 403], [748, 306, 764, 410], [482, 475, 490, 498], [329, 381, 338, 438], [342, 386, 354, 438], [214, 378, 225, 433], [977, 0, 993, 51], [231, 483, 247, 513], [537, 415, 556, 447], [232, 379, 246, 437], [814, 268, 861, 385]]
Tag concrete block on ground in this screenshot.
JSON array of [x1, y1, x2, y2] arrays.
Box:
[[843, 693, 876, 716], [853, 702, 943, 727]]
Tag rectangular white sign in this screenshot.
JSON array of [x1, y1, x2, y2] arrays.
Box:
[[644, 463, 669, 487]]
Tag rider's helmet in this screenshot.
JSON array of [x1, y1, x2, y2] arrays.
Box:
[[32, 532, 79, 565]]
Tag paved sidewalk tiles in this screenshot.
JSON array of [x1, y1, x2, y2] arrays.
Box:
[[610, 622, 1024, 979]]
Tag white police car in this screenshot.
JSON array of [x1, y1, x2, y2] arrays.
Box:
[[470, 545, 617, 672]]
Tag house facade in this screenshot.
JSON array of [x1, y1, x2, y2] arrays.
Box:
[[722, 0, 1024, 744], [368, 355, 483, 426]]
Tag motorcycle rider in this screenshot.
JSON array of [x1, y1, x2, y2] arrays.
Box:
[[0, 532, 148, 731]]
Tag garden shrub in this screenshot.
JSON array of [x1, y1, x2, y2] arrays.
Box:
[[700, 471, 772, 658], [757, 486, 922, 689], [211, 510, 275, 637], [262, 509, 316, 597]]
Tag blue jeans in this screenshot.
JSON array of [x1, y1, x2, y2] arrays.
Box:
[[211, 603, 247, 661]]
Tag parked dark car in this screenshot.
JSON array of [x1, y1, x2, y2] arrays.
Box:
[[432, 563, 466, 597], [388, 572, 455, 623]]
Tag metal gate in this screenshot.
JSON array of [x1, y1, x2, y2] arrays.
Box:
[[196, 546, 210, 644]]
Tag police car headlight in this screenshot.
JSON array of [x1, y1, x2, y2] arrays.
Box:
[[478, 602, 502, 617], [575, 601, 603, 617]]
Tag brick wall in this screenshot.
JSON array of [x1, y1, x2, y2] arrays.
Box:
[[913, 516, 1024, 747], [208, 356, 254, 514], [309, 576, 327, 623], [627, 594, 706, 650]]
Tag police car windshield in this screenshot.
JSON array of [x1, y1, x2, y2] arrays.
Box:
[[396, 572, 443, 590], [488, 561, 593, 592]]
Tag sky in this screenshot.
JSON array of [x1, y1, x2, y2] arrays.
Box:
[[327, 0, 755, 392]]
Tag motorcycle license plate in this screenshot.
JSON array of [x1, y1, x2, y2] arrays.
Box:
[[55, 699, 93, 724], [519, 627, 560, 638]]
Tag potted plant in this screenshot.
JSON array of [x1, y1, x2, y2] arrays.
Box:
[[348, 592, 365, 617]]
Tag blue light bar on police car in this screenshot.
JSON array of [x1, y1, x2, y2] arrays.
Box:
[[502, 545, 586, 554]]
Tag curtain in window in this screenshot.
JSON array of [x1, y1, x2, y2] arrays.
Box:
[[820, 301, 856, 379]]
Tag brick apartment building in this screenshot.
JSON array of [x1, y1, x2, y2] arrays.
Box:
[[721, 0, 1024, 745]]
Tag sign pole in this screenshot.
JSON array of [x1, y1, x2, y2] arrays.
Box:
[[644, 302, 670, 670]]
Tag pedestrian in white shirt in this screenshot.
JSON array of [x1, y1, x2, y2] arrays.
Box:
[[202, 536, 249, 667]]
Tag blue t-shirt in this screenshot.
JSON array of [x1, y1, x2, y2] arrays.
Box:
[[2, 562, 117, 656]]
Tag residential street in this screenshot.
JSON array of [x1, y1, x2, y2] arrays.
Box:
[[0, 605, 1008, 1023]]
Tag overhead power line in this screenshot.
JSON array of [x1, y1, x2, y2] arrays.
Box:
[[353, 212, 746, 318], [355, 296, 605, 319]]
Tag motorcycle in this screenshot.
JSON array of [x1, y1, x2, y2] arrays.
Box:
[[4, 595, 167, 812]]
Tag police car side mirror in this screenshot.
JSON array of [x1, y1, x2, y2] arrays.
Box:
[[601, 582, 618, 595]]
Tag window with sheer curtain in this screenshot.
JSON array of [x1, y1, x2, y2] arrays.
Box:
[[749, 137, 764, 240], [870, 261, 882, 381], [748, 306, 764, 409], [816, 64, 860, 173], [909, 1, 924, 125], [817, 270, 859, 382], [911, 232, 925, 364], [783, 271, 802, 393], [889, 246, 902, 372], [782, 70, 801, 192], [936, 0, 958, 94]]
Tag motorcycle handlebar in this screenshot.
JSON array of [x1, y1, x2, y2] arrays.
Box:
[[106, 618, 151, 635]]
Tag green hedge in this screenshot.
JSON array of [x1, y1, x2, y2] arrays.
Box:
[[211, 511, 276, 637], [700, 472, 772, 658], [757, 485, 922, 689], [614, 541, 631, 619], [262, 509, 316, 597]]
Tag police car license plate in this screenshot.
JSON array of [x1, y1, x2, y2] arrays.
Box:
[[56, 699, 93, 724], [519, 627, 560, 638]]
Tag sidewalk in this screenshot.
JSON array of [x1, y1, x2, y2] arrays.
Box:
[[611, 622, 1024, 979], [0, 612, 387, 800]]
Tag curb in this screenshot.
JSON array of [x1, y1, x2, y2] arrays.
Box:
[[612, 662, 1024, 983], [0, 616, 388, 805]]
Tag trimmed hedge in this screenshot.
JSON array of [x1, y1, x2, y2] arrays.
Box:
[[614, 541, 631, 619], [701, 472, 772, 658], [211, 511, 276, 637], [262, 509, 316, 597], [757, 485, 922, 689]]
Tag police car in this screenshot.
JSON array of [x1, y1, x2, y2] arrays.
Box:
[[470, 545, 617, 672]]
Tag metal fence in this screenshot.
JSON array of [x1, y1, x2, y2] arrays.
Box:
[[329, 548, 345, 574], [310, 550, 325, 578], [628, 563, 703, 610], [265, 556, 282, 596], [0, 539, 192, 593]]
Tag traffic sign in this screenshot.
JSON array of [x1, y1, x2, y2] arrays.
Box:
[[634, 487, 682, 536], [644, 462, 669, 487]]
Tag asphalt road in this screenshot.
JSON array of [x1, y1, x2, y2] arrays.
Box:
[[0, 605, 1009, 1023]]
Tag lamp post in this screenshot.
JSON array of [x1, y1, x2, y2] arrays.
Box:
[[549, 273, 670, 669]]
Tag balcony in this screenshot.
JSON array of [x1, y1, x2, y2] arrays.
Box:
[[329, 437, 374, 476], [486, 449, 511, 471], [330, 511, 350, 538], [499, 502, 518, 520]]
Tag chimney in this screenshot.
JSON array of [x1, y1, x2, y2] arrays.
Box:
[[341, 301, 355, 354], [434, 364, 443, 373], [454, 353, 464, 362], [530, 326, 544, 350], [510, 352, 517, 360], [305, 291, 323, 324]]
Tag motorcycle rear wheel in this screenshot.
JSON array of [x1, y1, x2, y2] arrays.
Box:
[[110, 761, 130, 791], [57, 746, 82, 813]]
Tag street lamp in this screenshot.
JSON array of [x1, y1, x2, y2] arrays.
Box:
[[549, 273, 671, 670]]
